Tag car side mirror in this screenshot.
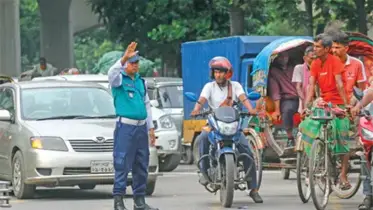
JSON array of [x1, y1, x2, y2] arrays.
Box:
[[150, 100, 159, 107], [353, 86, 364, 101], [0, 109, 11, 122]]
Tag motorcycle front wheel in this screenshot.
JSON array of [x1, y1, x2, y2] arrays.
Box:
[[220, 154, 235, 208]]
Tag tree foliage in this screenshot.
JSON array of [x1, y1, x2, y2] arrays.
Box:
[[20, 0, 41, 71]]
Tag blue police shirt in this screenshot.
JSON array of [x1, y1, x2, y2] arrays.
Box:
[[108, 59, 154, 129]]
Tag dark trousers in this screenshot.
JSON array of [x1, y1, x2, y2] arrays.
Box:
[[198, 131, 258, 189], [280, 98, 299, 130], [112, 121, 149, 196]]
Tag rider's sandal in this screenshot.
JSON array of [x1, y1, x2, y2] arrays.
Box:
[[340, 181, 352, 190]]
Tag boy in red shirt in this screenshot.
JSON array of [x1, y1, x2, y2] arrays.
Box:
[[301, 33, 351, 190]]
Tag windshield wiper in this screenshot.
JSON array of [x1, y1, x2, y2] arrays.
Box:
[[35, 114, 117, 121], [35, 115, 90, 121], [77, 114, 117, 119]]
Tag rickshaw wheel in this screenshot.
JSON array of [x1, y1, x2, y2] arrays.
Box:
[[296, 151, 311, 203], [247, 135, 263, 190]]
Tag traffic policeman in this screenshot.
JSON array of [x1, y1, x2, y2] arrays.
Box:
[[108, 42, 158, 210]]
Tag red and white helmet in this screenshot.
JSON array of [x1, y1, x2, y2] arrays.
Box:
[[209, 56, 233, 79]]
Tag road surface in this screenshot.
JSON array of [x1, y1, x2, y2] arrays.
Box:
[[5, 165, 365, 210]]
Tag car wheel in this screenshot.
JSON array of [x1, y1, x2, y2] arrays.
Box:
[[159, 154, 181, 172], [78, 184, 96, 190], [12, 151, 35, 199], [145, 181, 156, 196]]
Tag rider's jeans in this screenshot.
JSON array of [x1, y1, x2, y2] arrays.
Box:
[[363, 178, 372, 196], [198, 131, 257, 189]]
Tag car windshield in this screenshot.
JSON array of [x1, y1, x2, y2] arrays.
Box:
[[158, 85, 183, 108], [21, 87, 115, 120]]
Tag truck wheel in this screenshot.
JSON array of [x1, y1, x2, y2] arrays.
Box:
[[12, 151, 35, 199], [145, 180, 156, 196], [193, 137, 201, 165], [181, 145, 193, 164], [159, 154, 181, 172]]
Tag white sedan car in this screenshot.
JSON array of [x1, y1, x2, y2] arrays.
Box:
[[0, 81, 159, 199]]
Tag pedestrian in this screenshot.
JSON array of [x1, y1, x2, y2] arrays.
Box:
[[108, 41, 158, 210], [31, 57, 58, 78]]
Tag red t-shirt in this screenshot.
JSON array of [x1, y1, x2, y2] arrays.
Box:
[[310, 54, 345, 105]]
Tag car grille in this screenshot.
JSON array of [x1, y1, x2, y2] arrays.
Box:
[[69, 139, 114, 152]]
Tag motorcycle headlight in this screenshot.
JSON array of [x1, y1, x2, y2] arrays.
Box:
[[362, 128, 373, 140], [217, 121, 238, 136], [30, 136, 68, 151], [159, 115, 175, 129]]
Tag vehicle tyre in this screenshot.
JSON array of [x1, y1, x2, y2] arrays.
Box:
[[192, 136, 201, 165], [247, 135, 263, 190], [296, 151, 311, 203], [309, 139, 330, 210], [159, 154, 181, 172], [12, 151, 35, 199], [145, 180, 156, 196], [78, 184, 96, 190], [181, 145, 193, 164], [281, 168, 290, 180], [220, 154, 235, 208]]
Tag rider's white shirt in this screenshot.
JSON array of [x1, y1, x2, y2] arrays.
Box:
[[200, 81, 245, 110]]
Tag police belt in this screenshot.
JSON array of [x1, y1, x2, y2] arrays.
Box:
[[117, 116, 146, 126]]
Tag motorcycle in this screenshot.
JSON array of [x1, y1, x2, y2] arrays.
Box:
[[353, 87, 373, 209], [184, 90, 261, 208]]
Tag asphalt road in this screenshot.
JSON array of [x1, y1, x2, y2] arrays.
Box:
[[4, 165, 365, 210]]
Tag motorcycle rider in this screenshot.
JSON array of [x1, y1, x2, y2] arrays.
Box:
[[190, 56, 263, 203], [351, 77, 373, 210]]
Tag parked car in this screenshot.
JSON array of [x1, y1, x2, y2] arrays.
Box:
[[143, 77, 185, 163], [0, 80, 160, 199], [32, 75, 181, 172]]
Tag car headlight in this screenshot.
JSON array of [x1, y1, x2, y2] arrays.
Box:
[[159, 115, 174, 129], [30, 137, 68, 151], [362, 128, 373, 140], [217, 121, 238, 136]]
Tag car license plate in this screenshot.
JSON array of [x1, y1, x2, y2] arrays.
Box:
[[90, 160, 114, 173]]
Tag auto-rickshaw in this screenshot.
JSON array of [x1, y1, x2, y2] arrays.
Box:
[[246, 36, 314, 183]]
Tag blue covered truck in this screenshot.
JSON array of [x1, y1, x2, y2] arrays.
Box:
[[180, 35, 284, 164]]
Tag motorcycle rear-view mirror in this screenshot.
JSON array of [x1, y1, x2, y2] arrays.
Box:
[[247, 91, 261, 101], [353, 86, 364, 101], [184, 92, 198, 103]]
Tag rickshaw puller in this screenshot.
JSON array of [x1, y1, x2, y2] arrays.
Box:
[[302, 34, 352, 191], [191, 56, 263, 203]]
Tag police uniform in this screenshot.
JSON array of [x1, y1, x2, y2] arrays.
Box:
[[108, 54, 158, 210]]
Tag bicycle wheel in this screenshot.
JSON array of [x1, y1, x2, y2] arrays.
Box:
[[296, 150, 311, 203], [247, 134, 263, 190], [309, 139, 331, 210]]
